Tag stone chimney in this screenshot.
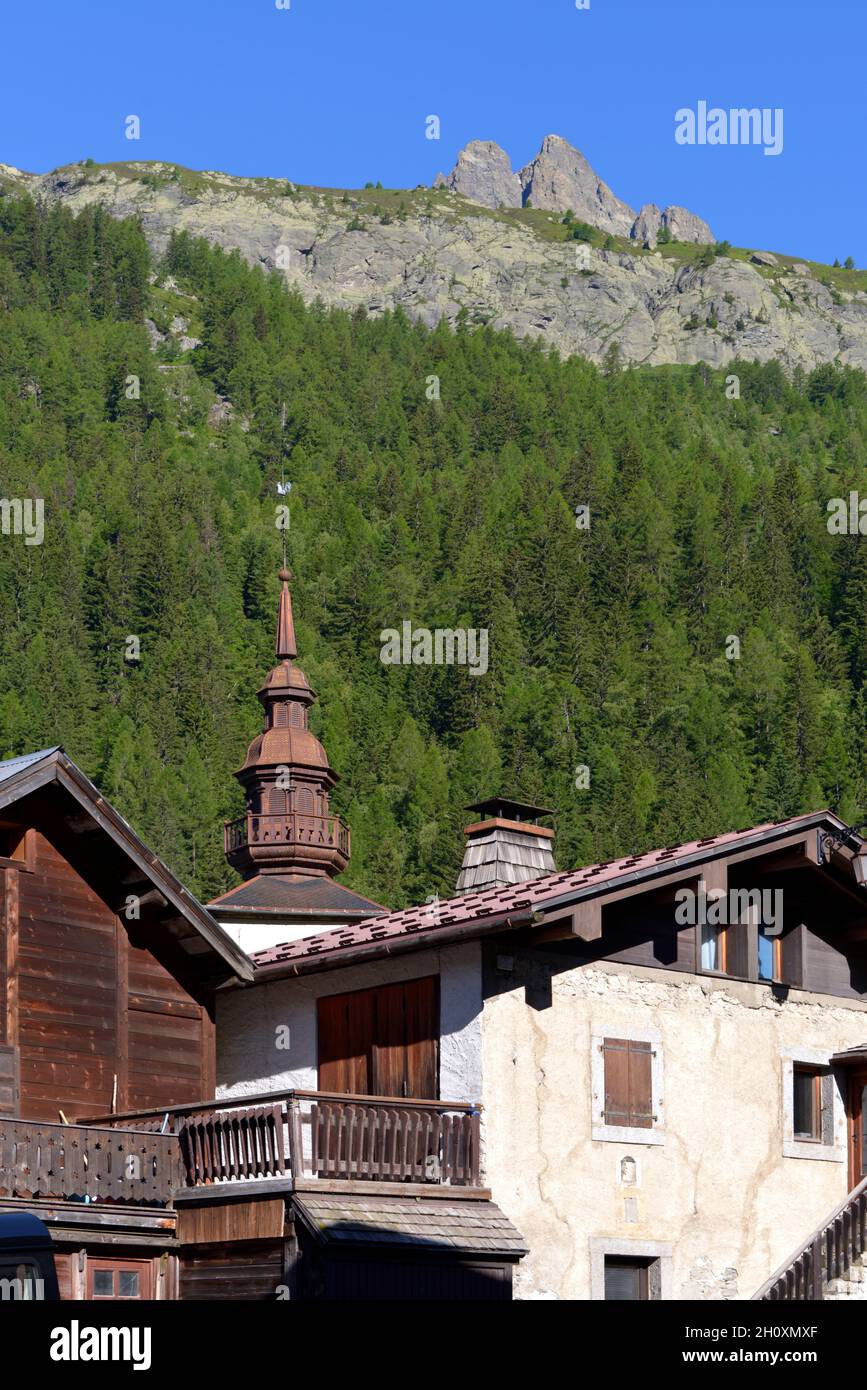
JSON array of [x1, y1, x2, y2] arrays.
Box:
[[456, 797, 556, 893]]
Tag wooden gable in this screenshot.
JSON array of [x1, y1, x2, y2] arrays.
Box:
[[0, 751, 249, 1123]]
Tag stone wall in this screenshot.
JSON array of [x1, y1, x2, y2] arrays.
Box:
[[482, 957, 867, 1300]]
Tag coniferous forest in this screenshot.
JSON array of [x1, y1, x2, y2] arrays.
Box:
[[2, 194, 867, 909]]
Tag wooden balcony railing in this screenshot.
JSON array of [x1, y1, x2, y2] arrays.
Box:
[[82, 1090, 482, 1192], [224, 812, 350, 859], [0, 1117, 183, 1206], [752, 1175, 867, 1300]]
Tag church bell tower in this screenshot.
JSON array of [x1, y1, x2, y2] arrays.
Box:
[[223, 568, 351, 881]]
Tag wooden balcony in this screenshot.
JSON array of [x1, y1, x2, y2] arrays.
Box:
[[224, 812, 351, 860], [0, 1090, 482, 1206], [0, 1117, 183, 1206]]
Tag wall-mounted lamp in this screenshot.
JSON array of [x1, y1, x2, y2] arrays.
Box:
[[821, 823, 867, 887]]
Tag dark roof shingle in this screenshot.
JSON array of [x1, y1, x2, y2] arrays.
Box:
[[293, 1193, 527, 1256], [210, 874, 386, 916]]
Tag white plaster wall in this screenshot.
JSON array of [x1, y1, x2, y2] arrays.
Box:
[[214, 913, 349, 953], [216, 942, 482, 1103], [482, 958, 867, 1301]]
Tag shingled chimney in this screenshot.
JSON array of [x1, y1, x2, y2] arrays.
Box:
[[456, 797, 556, 893]]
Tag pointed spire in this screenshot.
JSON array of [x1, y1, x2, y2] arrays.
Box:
[[225, 562, 350, 882], [275, 567, 297, 659]]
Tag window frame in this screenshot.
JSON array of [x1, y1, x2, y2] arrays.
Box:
[[590, 1237, 672, 1300], [781, 1048, 844, 1163], [591, 1027, 664, 1146], [792, 1065, 822, 1142], [86, 1257, 153, 1301], [758, 930, 782, 983]]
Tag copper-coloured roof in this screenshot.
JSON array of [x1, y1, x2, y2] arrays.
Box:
[[276, 567, 297, 659], [239, 727, 330, 773]]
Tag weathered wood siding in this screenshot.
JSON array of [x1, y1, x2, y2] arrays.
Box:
[[179, 1240, 285, 1300], [53, 1250, 75, 1300], [17, 834, 118, 1118], [127, 935, 210, 1111], [6, 831, 213, 1121]]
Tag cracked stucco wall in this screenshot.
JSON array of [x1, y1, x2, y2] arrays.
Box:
[[216, 941, 482, 1103], [482, 957, 867, 1300]]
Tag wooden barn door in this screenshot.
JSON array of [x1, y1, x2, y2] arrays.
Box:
[[318, 977, 438, 1099]]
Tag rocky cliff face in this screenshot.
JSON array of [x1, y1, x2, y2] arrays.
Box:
[[2, 158, 865, 375], [518, 134, 636, 235], [434, 139, 521, 209]]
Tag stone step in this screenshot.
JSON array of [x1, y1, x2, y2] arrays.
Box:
[[825, 1276, 867, 1299]]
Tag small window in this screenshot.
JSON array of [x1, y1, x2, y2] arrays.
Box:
[[604, 1256, 657, 1301], [793, 1066, 822, 1141], [701, 922, 782, 982], [758, 930, 781, 982], [603, 1038, 653, 1129], [87, 1258, 150, 1300], [700, 924, 726, 972], [92, 1269, 114, 1297]]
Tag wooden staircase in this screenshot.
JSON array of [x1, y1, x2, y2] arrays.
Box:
[[753, 1175, 867, 1300]]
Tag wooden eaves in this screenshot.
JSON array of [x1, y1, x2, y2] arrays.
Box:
[[0, 747, 252, 983]]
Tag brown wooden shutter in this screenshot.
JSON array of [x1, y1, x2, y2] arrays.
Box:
[[603, 1038, 653, 1128], [780, 923, 805, 987], [725, 921, 750, 979], [371, 977, 438, 1099], [371, 980, 408, 1098]]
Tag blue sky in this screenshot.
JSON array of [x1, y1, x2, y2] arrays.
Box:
[[3, 0, 864, 264]]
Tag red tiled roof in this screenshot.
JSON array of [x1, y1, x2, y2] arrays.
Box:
[[250, 810, 839, 974]]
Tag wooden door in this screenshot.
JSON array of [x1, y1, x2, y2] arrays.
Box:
[[848, 1071, 867, 1191], [317, 987, 375, 1093], [318, 976, 438, 1098]]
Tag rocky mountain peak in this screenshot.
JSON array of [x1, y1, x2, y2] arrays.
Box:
[[519, 134, 636, 235], [434, 139, 521, 209], [435, 134, 713, 245]]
